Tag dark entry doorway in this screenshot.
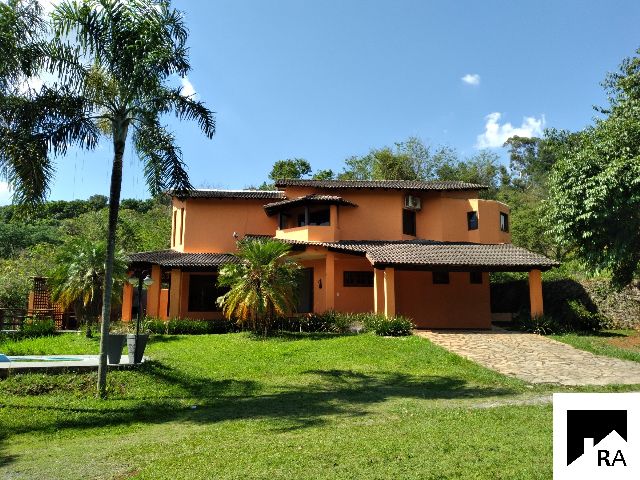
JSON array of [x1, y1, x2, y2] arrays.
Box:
[[297, 268, 314, 313]]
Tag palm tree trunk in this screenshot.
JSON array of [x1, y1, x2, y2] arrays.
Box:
[[97, 120, 128, 398]]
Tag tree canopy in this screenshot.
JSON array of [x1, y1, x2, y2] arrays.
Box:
[[547, 49, 640, 286]]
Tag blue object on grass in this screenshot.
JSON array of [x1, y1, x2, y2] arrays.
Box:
[[0, 354, 10, 363]]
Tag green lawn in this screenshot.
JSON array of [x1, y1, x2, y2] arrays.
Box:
[[0, 332, 629, 479], [551, 329, 640, 363]]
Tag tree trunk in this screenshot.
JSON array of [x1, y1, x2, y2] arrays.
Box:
[[97, 119, 128, 398]]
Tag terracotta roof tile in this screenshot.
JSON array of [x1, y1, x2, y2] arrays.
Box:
[[264, 194, 357, 215], [274, 179, 487, 191], [171, 189, 285, 200], [128, 250, 239, 268], [278, 239, 558, 271]]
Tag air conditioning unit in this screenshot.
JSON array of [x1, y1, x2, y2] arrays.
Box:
[[404, 195, 422, 210]]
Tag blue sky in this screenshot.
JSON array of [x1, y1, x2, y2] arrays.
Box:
[[2, 0, 639, 204]]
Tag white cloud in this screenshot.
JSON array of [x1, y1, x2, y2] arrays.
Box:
[[461, 73, 481, 86], [180, 76, 197, 98], [475, 112, 546, 149], [0, 181, 12, 206]]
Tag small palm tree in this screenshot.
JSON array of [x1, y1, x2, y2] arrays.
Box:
[[217, 239, 301, 336], [49, 239, 126, 337]]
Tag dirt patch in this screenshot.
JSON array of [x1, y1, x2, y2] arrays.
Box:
[[608, 332, 640, 350]]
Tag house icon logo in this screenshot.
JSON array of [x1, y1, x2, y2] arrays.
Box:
[[554, 394, 640, 480]]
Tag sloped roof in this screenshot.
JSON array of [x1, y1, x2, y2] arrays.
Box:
[[264, 194, 358, 216], [275, 179, 487, 191], [278, 239, 558, 271], [171, 189, 285, 200], [128, 250, 239, 268]]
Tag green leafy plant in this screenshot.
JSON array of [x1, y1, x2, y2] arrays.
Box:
[[20, 317, 56, 338], [143, 317, 235, 335], [217, 239, 301, 336], [361, 313, 414, 336]]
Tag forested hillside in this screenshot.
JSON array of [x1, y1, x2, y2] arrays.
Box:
[[0, 195, 171, 310]]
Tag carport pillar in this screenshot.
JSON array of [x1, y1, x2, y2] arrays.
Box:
[[121, 282, 133, 322], [169, 269, 182, 319], [384, 267, 396, 318], [146, 264, 162, 317], [325, 252, 335, 311], [373, 267, 385, 314], [528, 269, 544, 318]]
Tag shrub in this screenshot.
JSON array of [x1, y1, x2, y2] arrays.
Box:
[[563, 300, 609, 332], [275, 311, 355, 333], [20, 317, 56, 338], [517, 314, 562, 335], [143, 317, 236, 335], [361, 313, 414, 336]]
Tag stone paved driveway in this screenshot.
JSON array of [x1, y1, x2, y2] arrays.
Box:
[[417, 328, 640, 386]]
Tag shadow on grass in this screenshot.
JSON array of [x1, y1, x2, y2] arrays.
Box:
[[0, 359, 516, 444]]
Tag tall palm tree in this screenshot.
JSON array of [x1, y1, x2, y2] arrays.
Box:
[[1, 0, 215, 397], [49, 239, 127, 337], [217, 240, 301, 336]]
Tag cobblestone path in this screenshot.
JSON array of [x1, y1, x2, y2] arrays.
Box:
[[417, 328, 640, 386]]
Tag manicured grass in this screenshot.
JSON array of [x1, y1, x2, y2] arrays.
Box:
[[0, 332, 629, 479], [0, 332, 101, 355], [551, 329, 640, 363]]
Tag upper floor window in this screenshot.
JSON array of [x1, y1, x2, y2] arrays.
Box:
[[344, 271, 374, 287], [432, 271, 450, 284], [179, 208, 185, 244], [297, 208, 330, 227], [500, 212, 509, 232], [467, 211, 478, 230], [470, 271, 483, 284], [403, 209, 416, 236], [172, 210, 177, 246]]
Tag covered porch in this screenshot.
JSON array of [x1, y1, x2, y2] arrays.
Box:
[[122, 250, 238, 321], [286, 239, 558, 329]]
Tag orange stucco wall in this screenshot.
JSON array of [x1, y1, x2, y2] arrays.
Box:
[[395, 270, 491, 329], [277, 187, 510, 243], [173, 198, 278, 253]]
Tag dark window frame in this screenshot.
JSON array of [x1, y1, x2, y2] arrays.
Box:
[[187, 274, 227, 312], [343, 271, 374, 287], [402, 209, 416, 236], [470, 271, 483, 284], [500, 212, 509, 232], [432, 271, 450, 284], [467, 211, 478, 230]]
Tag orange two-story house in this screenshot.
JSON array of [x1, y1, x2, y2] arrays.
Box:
[[122, 179, 557, 329]]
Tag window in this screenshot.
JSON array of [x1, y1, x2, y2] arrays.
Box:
[[344, 271, 374, 287], [500, 212, 509, 232], [297, 208, 330, 227], [309, 208, 330, 226], [467, 211, 478, 230], [403, 209, 416, 236], [188, 274, 227, 312], [432, 271, 450, 284], [172, 210, 177, 246], [470, 271, 483, 284], [180, 208, 185, 244]]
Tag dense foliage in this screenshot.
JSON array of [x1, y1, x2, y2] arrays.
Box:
[[547, 49, 640, 287]]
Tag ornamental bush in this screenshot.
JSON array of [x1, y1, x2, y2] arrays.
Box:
[[361, 313, 414, 336]]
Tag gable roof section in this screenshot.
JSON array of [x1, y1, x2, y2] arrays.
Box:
[[128, 250, 239, 268], [275, 179, 487, 191], [278, 239, 558, 271], [171, 189, 285, 200], [264, 194, 358, 216]]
